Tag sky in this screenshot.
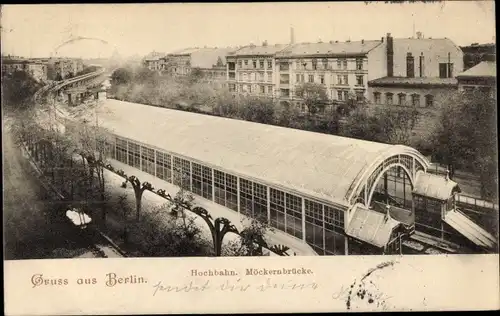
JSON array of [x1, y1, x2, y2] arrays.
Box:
[[1, 1, 496, 59]]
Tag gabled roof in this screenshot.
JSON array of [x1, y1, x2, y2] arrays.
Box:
[[368, 76, 457, 87], [457, 61, 496, 79], [393, 37, 463, 55], [143, 51, 166, 61], [413, 170, 460, 201], [346, 203, 401, 248], [276, 40, 382, 57], [190, 47, 239, 68], [228, 44, 290, 57]]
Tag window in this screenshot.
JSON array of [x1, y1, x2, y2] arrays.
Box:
[[439, 63, 453, 78], [280, 88, 290, 97], [266, 72, 272, 82], [337, 90, 349, 101], [337, 74, 348, 85], [239, 179, 268, 222], [115, 137, 128, 164], [425, 94, 434, 107], [192, 163, 212, 200], [279, 62, 289, 71], [312, 59, 318, 70], [319, 75, 325, 84], [250, 73, 255, 81], [155, 151, 172, 183], [419, 54, 425, 77], [324, 205, 345, 255], [305, 200, 324, 255], [343, 59, 348, 69], [238, 60, 242, 68], [280, 74, 290, 84], [285, 193, 303, 239], [267, 60, 272, 69], [296, 74, 301, 83], [356, 75, 364, 86], [356, 91, 365, 102], [253, 60, 257, 68], [406, 53, 415, 78], [260, 85, 265, 94], [386, 93, 393, 105], [411, 94, 420, 107], [213, 170, 238, 211], [140, 146, 155, 176], [127, 142, 141, 169], [244, 60, 248, 66], [308, 74, 314, 83], [356, 58, 363, 70], [259, 60, 264, 68], [267, 86, 273, 94], [322, 58, 328, 69], [337, 60, 342, 69], [242, 73, 248, 81], [374, 92, 381, 104], [398, 93, 406, 106], [270, 188, 286, 232], [173, 157, 191, 190]]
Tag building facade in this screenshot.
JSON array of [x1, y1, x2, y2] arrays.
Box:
[[1, 57, 48, 82], [143, 51, 165, 71], [460, 43, 496, 71], [52, 58, 84, 80], [226, 43, 290, 98], [456, 61, 496, 97], [274, 40, 386, 108], [367, 33, 464, 108]]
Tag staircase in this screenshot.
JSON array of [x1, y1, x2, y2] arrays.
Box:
[[444, 208, 497, 251]]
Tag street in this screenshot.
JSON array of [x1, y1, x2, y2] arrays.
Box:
[[3, 119, 102, 259]]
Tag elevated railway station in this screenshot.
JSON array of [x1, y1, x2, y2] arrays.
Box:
[[61, 99, 497, 255]]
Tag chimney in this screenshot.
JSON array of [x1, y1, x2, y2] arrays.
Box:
[[381, 37, 384, 42], [416, 31, 423, 39], [361, 39, 365, 44], [290, 27, 295, 44], [386, 33, 394, 77], [262, 40, 268, 46], [445, 169, 450, 181]]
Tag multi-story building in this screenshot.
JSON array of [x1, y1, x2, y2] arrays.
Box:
[[226, 42, 290, 98], [367, 33, 464, 108], [160, 47, 238, 89], [460, 43, 496, 71], [51, 58, 84, 80], [274, 39, 386, 108], [456, 61, 496, 97], [143, 51, 165, 71], [1, 57, 48, 82]]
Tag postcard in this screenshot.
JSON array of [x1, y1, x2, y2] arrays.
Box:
[[2, 1, 498, 314]]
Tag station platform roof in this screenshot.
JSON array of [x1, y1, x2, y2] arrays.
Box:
[[90, 99, 428, 207]]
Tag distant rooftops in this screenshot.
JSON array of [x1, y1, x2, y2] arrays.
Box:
[[368, 76, 458, 87], [457, 61, 496, 79], [228, 44, 291, 57], [276, 40, 382, 57]]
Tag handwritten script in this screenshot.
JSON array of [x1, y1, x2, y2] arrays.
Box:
[[152, 278, 319, 296]]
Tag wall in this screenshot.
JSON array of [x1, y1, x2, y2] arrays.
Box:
[[392, 39, 464, 78], [367, 41, 387, 81]]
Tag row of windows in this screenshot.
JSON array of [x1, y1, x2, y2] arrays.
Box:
[[282, 58, 364, 71], [237, 72, 272, 83], [373, 92, 434, 107], [108, 135, 347, 256], [238, 84, 273, 95], [237, 59, 273, 70]]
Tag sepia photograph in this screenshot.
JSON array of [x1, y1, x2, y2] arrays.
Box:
[[2, 1, 498, 314]]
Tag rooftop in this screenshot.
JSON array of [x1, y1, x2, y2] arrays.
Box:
[[228, 44, 290, 57], [457, 61, 497, 79], [276, 40, 382, 57], [88, 99, 427, 207], [413, 170, 461, 201], [368, 76, 458, 87]]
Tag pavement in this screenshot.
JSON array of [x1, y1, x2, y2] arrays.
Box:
[[3, 119, 102, 260]]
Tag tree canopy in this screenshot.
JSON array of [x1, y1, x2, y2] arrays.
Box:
[[295, 82, 329, 115]]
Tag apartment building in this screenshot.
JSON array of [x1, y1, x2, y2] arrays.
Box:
[[226, 42, 290, 98], [274, 39, 386, 107], [456, 61, 496, 97], [51, 58, 84, 80], [143, 51, 165, 71], [160, 47, 238, 88], [1, 57, 48, 82], [367, 33, 463, 108]]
